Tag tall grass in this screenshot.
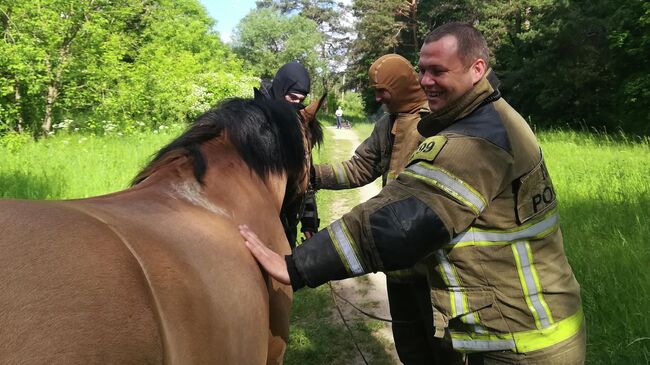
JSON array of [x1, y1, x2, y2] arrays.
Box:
[[0, 128, 183, 200], [539, 129, 650, 363], [0, 122, 648, 363]]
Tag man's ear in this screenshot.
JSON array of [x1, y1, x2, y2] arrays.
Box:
[[471, 58, 487, 84]]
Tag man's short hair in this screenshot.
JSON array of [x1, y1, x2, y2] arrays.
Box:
[[423, 22, 490, 69]]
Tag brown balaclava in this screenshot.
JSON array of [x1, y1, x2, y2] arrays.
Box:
[[368, 54, 427, 114]]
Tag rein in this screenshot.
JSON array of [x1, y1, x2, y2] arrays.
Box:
[[329, 285, 414, 324], [326, 281, 418, 365], [328, 283, 370, 365]]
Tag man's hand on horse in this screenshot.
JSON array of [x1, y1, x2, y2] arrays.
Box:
[[239, 225, 291, 285]]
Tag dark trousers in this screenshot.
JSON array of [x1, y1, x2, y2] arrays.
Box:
[[336, 115, 342, 128], [387, 276, 463, 365]]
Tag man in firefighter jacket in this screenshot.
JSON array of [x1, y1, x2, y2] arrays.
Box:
[[241, 22, 585, 363], [313, 54, 454, 363]]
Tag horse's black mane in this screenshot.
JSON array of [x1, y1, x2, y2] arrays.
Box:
[[132, 98, 312, 186]]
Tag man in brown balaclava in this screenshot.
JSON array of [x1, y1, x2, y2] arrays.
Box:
[[311, 54, 447, 364]]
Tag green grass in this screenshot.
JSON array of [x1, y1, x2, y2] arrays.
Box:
[[1, 122, 648, 363], [538, 130, 650, 364], [0, 128, 183, 199]]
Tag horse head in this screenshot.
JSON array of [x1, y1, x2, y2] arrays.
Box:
[[132, 97, 322, 215]]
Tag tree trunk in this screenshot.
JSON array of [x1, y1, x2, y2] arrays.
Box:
[[14, 80, 23, 133], [411, 0, 418, 50], [42, 84, 58, 135]]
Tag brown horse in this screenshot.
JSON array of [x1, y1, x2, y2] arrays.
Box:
[[0, 96, 323, 364]]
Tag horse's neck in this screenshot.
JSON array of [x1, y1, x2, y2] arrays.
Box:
[[201, 139, 287, 212], [132, 139, 288, 220]]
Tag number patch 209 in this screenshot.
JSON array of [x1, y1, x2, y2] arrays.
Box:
[[409, 136, 447, 165]]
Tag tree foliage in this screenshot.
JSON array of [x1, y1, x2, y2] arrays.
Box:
[[232, 8, 323, 80], [347, 0, 650, 135], [1, 0, 647, 136], [0, 0, 255, 137], [347, 0, 404, 105], [255, 0, 352, 101]]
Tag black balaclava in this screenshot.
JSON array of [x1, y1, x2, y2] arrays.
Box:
[[270, 62, 311, 102], [267, 62, 313, 248]]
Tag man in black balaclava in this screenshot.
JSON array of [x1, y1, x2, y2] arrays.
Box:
[[265, 61, 311, 104], [260, 62, 320, 248]]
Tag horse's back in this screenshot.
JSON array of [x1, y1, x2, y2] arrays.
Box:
[[0, 199, 163, 364], [0, 197, 276, 363]]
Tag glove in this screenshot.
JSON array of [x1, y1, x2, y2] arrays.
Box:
[[299, 188, 320, 239]]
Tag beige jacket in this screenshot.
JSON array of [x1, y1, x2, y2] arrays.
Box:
[[287, 71, 583, 354]]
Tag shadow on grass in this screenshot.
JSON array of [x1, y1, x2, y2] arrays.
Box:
[[0, 171, 67, 200], [286, 287, 395, 365], [558, 197, 650, 365]]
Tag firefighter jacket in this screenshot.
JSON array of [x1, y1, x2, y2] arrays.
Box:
[[286, 70, 584, 354], [313, 103, 429, 190]]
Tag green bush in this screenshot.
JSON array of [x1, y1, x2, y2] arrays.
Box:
[[0, 131, 32, 153], [337, 91, 366, 119]]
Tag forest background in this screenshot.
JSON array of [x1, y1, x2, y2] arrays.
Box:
[[1, 1, 649, 363], [1, 0, 648, 139]]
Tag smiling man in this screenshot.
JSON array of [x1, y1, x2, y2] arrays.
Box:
[[241, 22, 585, 364], [418, 29, 489, 112]]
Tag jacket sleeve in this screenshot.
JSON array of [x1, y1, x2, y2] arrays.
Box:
[[287, 135, 513, 290], [313, 115, 390, 190]]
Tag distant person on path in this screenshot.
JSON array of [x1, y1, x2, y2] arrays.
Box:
[[242, 22, 585, 364], [258, 61, 321, 247], [335, 106, 343, 129]]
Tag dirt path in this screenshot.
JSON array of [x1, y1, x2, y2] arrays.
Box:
[[325, 126, 400, 364]]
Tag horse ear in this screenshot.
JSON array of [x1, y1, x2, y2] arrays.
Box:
[[299, 93, 327, 125], [253, 88, 264, 101]]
